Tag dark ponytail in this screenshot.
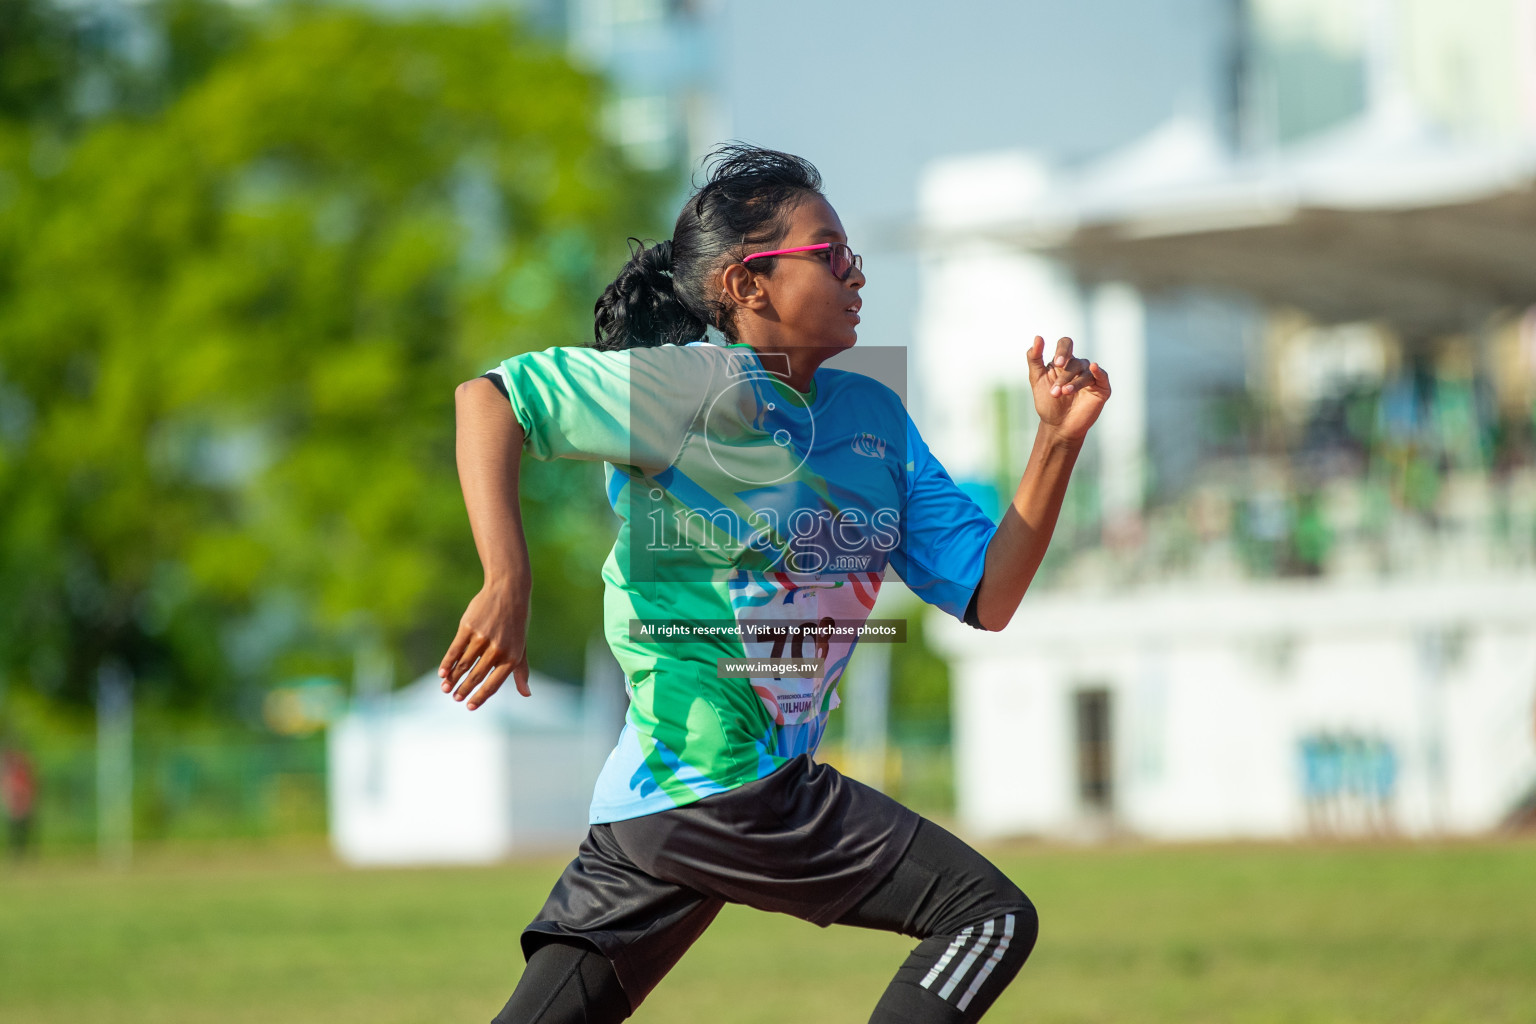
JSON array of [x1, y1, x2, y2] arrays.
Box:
[[591, 143, 824, 350], [592, 238, 706, 351]]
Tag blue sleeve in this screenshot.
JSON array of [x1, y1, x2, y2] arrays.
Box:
[[889, 411, 998, 623]]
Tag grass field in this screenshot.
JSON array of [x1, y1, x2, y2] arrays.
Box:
[[2, 834, 1534, 1024]]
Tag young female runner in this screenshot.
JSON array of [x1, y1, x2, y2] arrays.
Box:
[[439, 145, 1110, 1023]]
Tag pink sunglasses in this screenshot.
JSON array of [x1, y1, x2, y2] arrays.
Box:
[[740, 242, 863, 281]]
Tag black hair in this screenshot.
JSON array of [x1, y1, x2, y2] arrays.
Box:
[[592, 143, 824, 350]]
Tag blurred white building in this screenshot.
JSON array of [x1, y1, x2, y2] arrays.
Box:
[[920, 0, 1536, 840], [328, 648, 626, 865], [566, 0, 723, 172], [933, 580, 1536, 841]]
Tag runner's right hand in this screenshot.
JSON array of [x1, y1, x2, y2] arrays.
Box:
[[438, 578, 532, 708]]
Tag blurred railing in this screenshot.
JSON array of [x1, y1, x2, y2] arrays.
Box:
[[819, 723, 955, 821], [1041, 462, 1536, 590], [25, 732, 327, 855], [1032, 349, 1536, 592], [887, 725, 956, 821]]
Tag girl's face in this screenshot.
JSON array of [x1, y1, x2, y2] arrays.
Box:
[[730, 195, 865, 351]]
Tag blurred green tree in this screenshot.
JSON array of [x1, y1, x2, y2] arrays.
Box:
[[0, 0, 256, 129], [0, 2, 667, 722], [0, 0, 82, 124], [888, 600, 952, 738]]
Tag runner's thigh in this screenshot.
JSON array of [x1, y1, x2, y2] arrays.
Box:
[[521, 824, 723, 1011], [833, 816, 1035, 940]]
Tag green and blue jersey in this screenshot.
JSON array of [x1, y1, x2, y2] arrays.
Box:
[[487, 341, 996, 823]]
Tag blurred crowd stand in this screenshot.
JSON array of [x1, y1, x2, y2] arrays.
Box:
[[1037, 312, 1536, 594]]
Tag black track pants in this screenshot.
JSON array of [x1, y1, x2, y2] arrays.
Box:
[[491, 817, 1036, 1024], [492, 940, 631, 1024], [834, 817, 1039, 1023]]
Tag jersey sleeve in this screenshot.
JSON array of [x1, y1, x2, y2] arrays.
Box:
[[889, 411, 999, 623], [485, 345, 722, 469]]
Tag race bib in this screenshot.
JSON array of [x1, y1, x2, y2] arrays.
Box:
[[729, 571, 882, 726]]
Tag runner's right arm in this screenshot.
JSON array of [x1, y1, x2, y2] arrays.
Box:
[[438, 345, 724, 708], [439, 375, 533, 709]]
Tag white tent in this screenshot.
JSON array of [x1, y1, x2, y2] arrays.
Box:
[[327, 657, 625, 866]]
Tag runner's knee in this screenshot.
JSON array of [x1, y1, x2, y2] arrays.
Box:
[[979, 878, 1038, 953], [878, 902, 1036, 1023], [974, 877, 1039, 978], [492, 939, 630, 1024], [928, 863, 1040, 1008]]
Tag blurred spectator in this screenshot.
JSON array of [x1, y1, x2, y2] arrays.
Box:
[[3, 744, 38, 859]]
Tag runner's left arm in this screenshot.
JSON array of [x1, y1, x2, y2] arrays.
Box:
[[968, 336, 1110, 630], [889, 411, 1000, 624]]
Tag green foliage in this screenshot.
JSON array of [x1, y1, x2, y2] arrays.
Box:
[[0, 0, 257, 128], [888, 600, 951, 735], [0, 0, 83, 124], [0, 2, 669, 723]]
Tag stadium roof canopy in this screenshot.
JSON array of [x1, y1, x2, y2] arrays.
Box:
[[920, 107, 1536, 338]]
